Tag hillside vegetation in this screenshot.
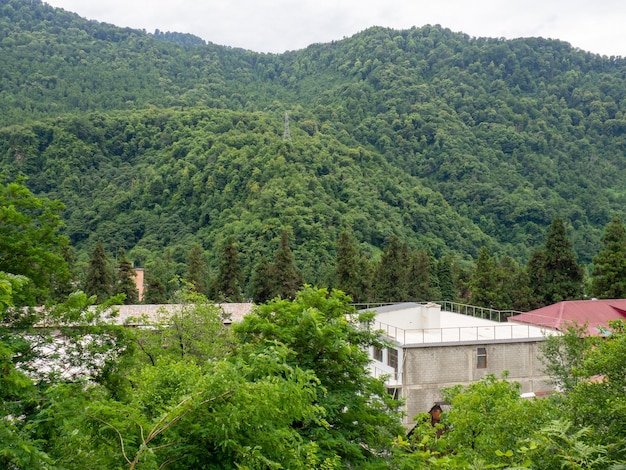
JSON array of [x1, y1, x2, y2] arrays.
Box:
[[2, 0, 626, 295]]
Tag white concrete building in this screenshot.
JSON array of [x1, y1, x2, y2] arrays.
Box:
[[362, 302, 557, 426]]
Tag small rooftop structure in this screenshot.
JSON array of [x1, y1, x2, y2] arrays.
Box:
[[507, 299, 626, 336]]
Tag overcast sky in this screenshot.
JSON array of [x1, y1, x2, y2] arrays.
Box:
[[44, 0, 626, 57]]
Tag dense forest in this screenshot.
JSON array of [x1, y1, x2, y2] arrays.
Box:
[[4, 1, 626, 468], [2, 0, 626, 303], [2, 182, 626, 466]]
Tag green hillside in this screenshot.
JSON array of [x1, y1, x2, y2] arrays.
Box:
[[2, 0, 626, 293], [0, 108, 490, 283]]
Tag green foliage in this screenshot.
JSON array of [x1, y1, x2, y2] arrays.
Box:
[[250, 255, 274, 304], [7, 7, 626, 464], [6, 4, 626, 289], [436, 256, 456, 302], [470, 248, 531, 310], [441, 375, 558, 464], [233, 286, 405, 466], [84, 241, 114, 303], [270, 231, 304, 300], [132, 288, 233, 367], [0, 177, 71, 304], [527, 217, 584, 307], [469, 247, 498, 308], [525, 418, 610, 470], [333, 231, 371, 302], [375, 236, 410, 301], [212, 236, 244, 302], [185, 244, 208, 295], [407, 249, 437, 302], [0, 272, 28, 312], [590, 217, 626, 298], [539, 323, 597, 393], [563, 320, 626, 461], [115, 248, 139, 304]]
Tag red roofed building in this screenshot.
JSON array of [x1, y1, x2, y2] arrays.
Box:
[[508, 299, 626, 336]]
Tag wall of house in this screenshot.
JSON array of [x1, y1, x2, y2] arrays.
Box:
[[398, 340, 554, 424]]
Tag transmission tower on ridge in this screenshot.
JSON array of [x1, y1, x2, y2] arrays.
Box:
[[283, 111, 292, 141]]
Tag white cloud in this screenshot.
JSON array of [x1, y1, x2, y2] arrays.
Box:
[[44, 0, 626, 56]]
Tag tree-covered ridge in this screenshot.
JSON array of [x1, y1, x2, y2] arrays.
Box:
[[0, 108, 490, 286], [0, 0, 295, 124], [3, 0, 626, 277]]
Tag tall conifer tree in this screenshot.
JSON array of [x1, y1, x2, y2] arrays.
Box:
[[375, 236, 409, 301], [591, 217, 626, 299], [469, 247, 498, 308], [251, 256, 274, 304], [407, 249, 433, 301], [84, 241, 113, 303], [115, 248, 139, 305], [270, 231, 303, 300], [214, 236, 244, 302], [334, 231, 370, 302], [527, 217, 583, 306], [185, 244, 207, 294], [143, 273, 167, 304], [437, 256, 456, 302]]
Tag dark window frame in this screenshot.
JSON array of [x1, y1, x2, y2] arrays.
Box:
[[477, 347, 487, 368], [373, 346, 383, 362], [388, 348, 399, 377]]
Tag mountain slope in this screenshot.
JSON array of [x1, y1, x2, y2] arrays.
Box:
[[2, 0, 626, 282], [0, 107, 492, 284]]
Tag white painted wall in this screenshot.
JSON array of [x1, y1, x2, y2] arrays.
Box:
[[374, 303, 442, 330]]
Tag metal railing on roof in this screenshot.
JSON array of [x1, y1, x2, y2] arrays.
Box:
[[353, 301, 523, 323], [435, 301, 523, 323], [373, 320, 550, 345]]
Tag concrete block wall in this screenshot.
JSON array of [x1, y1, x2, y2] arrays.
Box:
[[399, 340, 554, 424]]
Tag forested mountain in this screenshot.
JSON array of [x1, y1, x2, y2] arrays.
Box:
[[2, 0, 626, 295]]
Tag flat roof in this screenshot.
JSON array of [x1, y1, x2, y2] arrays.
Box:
[[365, 303, 554, 346]]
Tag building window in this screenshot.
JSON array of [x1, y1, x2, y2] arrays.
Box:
[[388, 348, 398, 373], [373, 346, 383, 362], [477, 347, 487, 368], [387, 348, 399, 380]]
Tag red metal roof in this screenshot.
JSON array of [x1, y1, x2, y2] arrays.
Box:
[[507, 299, 626, 336]]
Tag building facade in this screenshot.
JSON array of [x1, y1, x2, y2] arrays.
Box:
[[363, 302, 556, 426]]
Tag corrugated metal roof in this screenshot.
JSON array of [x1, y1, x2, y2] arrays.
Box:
[[507, 299, 626, 336]]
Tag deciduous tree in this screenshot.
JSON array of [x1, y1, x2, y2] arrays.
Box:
[[233, 286, 405, 466], [0, 178, 72, 304]]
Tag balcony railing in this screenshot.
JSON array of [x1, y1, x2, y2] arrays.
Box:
[[354, 301, 523, 323], [373, 320, 550, 345], [435, 301, 523, 323]]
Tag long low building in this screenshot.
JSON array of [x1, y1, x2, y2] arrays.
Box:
[[362, 302, 558, 426], [109, 303, 254, 326]]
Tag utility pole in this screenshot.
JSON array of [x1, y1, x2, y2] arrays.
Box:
[[283, 111, 291, 141]]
